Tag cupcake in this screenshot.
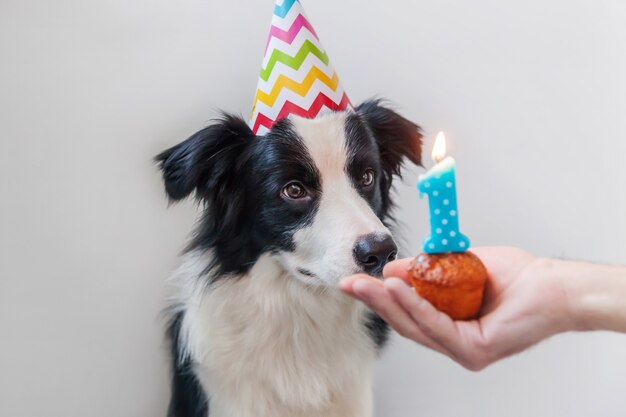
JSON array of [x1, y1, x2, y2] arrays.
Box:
[[408, 251, 487, 320]]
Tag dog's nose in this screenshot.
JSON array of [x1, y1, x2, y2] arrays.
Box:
[[353, 234, 398, 276]]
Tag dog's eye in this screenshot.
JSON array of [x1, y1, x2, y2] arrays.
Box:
[[282, 182, 307, 200], [361, 169, 375, 187]]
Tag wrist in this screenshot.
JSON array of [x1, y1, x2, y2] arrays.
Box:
[[548, 259, 626, 332], [524, 257, 578, 333]]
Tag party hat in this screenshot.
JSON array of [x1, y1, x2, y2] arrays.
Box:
[[250, 0, 351, 135]]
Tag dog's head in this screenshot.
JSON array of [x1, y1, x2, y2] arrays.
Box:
[[156, 100, 422, 286]]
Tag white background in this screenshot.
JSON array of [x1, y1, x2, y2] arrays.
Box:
[[1, 1, 625, 416]]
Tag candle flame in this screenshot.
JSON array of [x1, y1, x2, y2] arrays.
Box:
[[432, 131, 447, 163]]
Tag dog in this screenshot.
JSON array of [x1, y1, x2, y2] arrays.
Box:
[[156, 100, 422, 417]]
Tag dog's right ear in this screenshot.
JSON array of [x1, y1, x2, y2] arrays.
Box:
[[155, 114, 255, 202], [355, 100, 423, 175]]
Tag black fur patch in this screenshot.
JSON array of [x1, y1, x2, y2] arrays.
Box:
[[343, 112, 385, 216], [167, 312, 208, 417], [155, 117, 321, 278], [353, 100, 423, 216], [365, 312, 390, 349]]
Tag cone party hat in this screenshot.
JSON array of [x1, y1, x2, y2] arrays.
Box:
[[250, 0, 351, 135]]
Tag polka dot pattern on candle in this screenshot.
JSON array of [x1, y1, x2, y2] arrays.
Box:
[[418, 156, 471, 254]]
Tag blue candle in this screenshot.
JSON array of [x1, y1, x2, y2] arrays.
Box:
[[418, 132, 470, 254]]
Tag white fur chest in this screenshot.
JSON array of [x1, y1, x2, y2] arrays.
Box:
[[175, 253, 378, 417]]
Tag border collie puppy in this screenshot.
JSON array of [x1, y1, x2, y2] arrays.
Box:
[[156, 100, 422, 417]]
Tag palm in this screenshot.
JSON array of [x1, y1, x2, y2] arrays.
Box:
[[472, 246, 539, 320], [466, 247, 570, 362]]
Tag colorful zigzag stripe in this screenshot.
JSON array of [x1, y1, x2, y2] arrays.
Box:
[[252, 92, 351, 134], [254, 67, 339, 107], [250, 0, 351, 135], [260, 40, 328, 82], [274, 0, 298, 19], [264, 14, 318, 53]]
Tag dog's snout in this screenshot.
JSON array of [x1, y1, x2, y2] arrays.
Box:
[[353, 234, 397, 276]]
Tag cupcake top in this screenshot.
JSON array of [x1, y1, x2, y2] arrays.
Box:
[[409, 252, 487, 288]]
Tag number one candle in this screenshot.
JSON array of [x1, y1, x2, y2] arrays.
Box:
[[418, 132, 470, 254]]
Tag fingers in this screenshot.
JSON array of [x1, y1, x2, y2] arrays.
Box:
[[351, 279, 423, 341], [347, 278, 450, 355], [341, 273, 495, 370], [384, 278, 491, 371], [339, 274, 382, 297], [384, 278, 459, 347], [382, 258, 413, 284]]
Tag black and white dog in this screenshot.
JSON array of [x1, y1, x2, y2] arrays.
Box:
[[156, 100, 422, 417]]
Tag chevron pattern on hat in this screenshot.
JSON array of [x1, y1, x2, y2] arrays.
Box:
[[250, 0, 351, 135]]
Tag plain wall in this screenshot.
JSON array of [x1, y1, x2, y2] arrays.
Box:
[[1, 1, 625, 416]]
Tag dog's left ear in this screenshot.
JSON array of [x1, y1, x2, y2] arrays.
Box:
[[154, 114, 254, 203], [355, 100, 423, 178]]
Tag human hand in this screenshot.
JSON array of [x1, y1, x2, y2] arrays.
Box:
[[340, 247, 574, 371]]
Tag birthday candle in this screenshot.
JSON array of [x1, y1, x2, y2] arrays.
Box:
[[418, 132, 470, 254]]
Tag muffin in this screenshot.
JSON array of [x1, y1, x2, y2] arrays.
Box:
[[408, 252, 487, 320]]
